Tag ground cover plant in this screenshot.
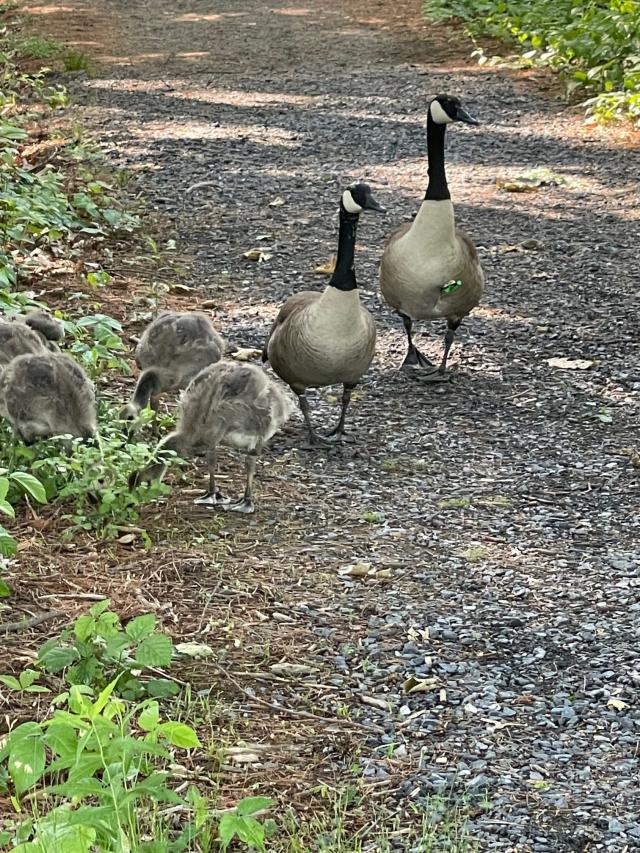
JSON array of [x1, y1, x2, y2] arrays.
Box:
[[424, 0, 640, 124]]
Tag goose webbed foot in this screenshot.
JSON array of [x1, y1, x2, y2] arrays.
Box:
[[301, 431, 333, 450], [193, 490, 231, 507], [414, 367, 453, 384], [401, 346, 434, 370], [223, 497, 255, 514], [325, 426, 355, 444]]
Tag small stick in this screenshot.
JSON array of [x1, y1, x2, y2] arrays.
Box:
[[0, 610, 64, 634]]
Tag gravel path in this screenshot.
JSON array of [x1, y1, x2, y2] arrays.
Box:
[[27, 0, 640, 849]]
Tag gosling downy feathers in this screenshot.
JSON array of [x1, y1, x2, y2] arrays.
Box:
[[0, 310, 65, 366], [130, 360, 295, 514], [263, 182, 384, 445], [121, 311, 225, 420], [380, 94, 483, 380], [0, 352, 96, 443]]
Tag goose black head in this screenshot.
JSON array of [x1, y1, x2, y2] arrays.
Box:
[[341, 183, 386, 216], [429, 94, 479, 126]]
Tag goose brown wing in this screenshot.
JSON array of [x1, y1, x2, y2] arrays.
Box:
[[262, 291, 320, 362]]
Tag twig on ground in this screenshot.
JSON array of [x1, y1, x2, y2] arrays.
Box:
[[0, 610, 64, 634]]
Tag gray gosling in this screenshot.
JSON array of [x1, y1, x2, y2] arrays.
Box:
[[121, 311, 225, 421], [380, 94, 483, 381], [129, 360, 295, 514], [263, 182, 384, 446], [0, 352, 96, 443], [0, 310, 65, 366]]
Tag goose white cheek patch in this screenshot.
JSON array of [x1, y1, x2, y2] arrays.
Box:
[[430, 101, 454, 124], [342, 191, 363, 214]]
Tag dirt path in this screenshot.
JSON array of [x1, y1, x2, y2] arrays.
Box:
[[18, 0, 640, 849]]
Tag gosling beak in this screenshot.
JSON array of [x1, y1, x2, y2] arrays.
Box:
[[455, 106, 480, 126]]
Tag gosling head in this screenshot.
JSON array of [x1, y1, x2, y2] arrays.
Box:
[[340, 183, 386, 216], [429, 94, 479, 127], [119, 402, 139, 424]]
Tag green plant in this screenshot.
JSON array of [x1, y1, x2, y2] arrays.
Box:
[[424, 0, 640, 124], [36, 599, 179, 699], [13, 33, 62, 59], [0, 467, 47, 556], [218, 796, 277, 851], [63, 49, 93, 73], [64, 312, 130, 378], [0, 677, 206, 852]]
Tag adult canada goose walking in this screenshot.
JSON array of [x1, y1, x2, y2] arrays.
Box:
[[263, 183, 384, 445], [0, 352, 96, 443], [121, 311, 225, 421], [380, 94, 483, 380], [129, 361, 295, 514]]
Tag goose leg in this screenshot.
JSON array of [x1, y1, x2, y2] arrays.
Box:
[[193, 447, 230, 506], [326, 383, 356, 442], [225, 452, 257, 514], [420, 319, 461, 383], [297, 391, 330, 447], [399, 313, 434, 369]]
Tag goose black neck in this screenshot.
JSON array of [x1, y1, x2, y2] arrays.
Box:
[[329, 209, 359, 292], [424, 113, 450, 201]]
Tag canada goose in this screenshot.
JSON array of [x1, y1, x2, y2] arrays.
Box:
[[0, 352, 96, 443], [0, 310, 65, 366], [129, 360, 295, 514], [263, 183, 384, 445], [121, 311, 225, 421], [380, 94, 483, 380]]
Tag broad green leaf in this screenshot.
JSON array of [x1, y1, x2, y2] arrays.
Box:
[[37, 643, 78, 673], [19, 669, 40, 689], [8, 729, 46, 794], [90, 677, 121, 719], [0, 479, 9, 502], [0, 499, 15, 518], [138, 701, 160, 732], [157, 721, 201, 749], [10, 472, 47, 504], [218, 813, 242, 850], [0, 674, 21, 690], [125, 613, 156, 641], [73, 614, 94, 642], [236, 796, 275, 817], [89, 599, 111, 617], [146, 678, 179, 698], [0, 577, 12, 596], [44, 722, 79, 758], [135, 633, 172, 667], [236, 817, 266, 851]]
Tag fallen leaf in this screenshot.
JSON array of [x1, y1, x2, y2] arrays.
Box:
[[338, 562, 372, 578], [169, 283, 193, 293], [225, 747, 262, 764], [314, 255, 337, 275], [175, 642, 214, 659], [607, 697, 628, 711], [497, 168, 568, 193], [117, 533, 137, 545], [361, 695, 390, 711], [403, 675, 440, 694], [547, 357, 594, 370], [256, 233, 274, 241], [270, 662, 316, 676], [243, 249, 272, 263], [269, 196, 285, 207], [231, 347, 262, 362]]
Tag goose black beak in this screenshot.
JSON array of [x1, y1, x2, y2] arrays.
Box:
[[456, 107, 480, 126], [364, 196, 386, 214]]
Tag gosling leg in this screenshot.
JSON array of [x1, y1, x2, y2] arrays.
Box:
[[225, 452, 258, 514], [399, 313, 434, 369], [193, 447, 230, 506]]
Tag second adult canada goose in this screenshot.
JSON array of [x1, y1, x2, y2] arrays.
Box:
[[380, 94, 483, 380], [0, 352, 96, 443], [129, 361, 295, 514], [0, 310, 65, 366], [263, 183, 384, 445], [121, 311, 225, 420]]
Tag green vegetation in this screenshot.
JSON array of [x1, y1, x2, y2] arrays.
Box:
[[424, 0, 640, 124]]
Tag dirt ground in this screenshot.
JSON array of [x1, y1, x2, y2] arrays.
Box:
[[3, 0, 640, 850]]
